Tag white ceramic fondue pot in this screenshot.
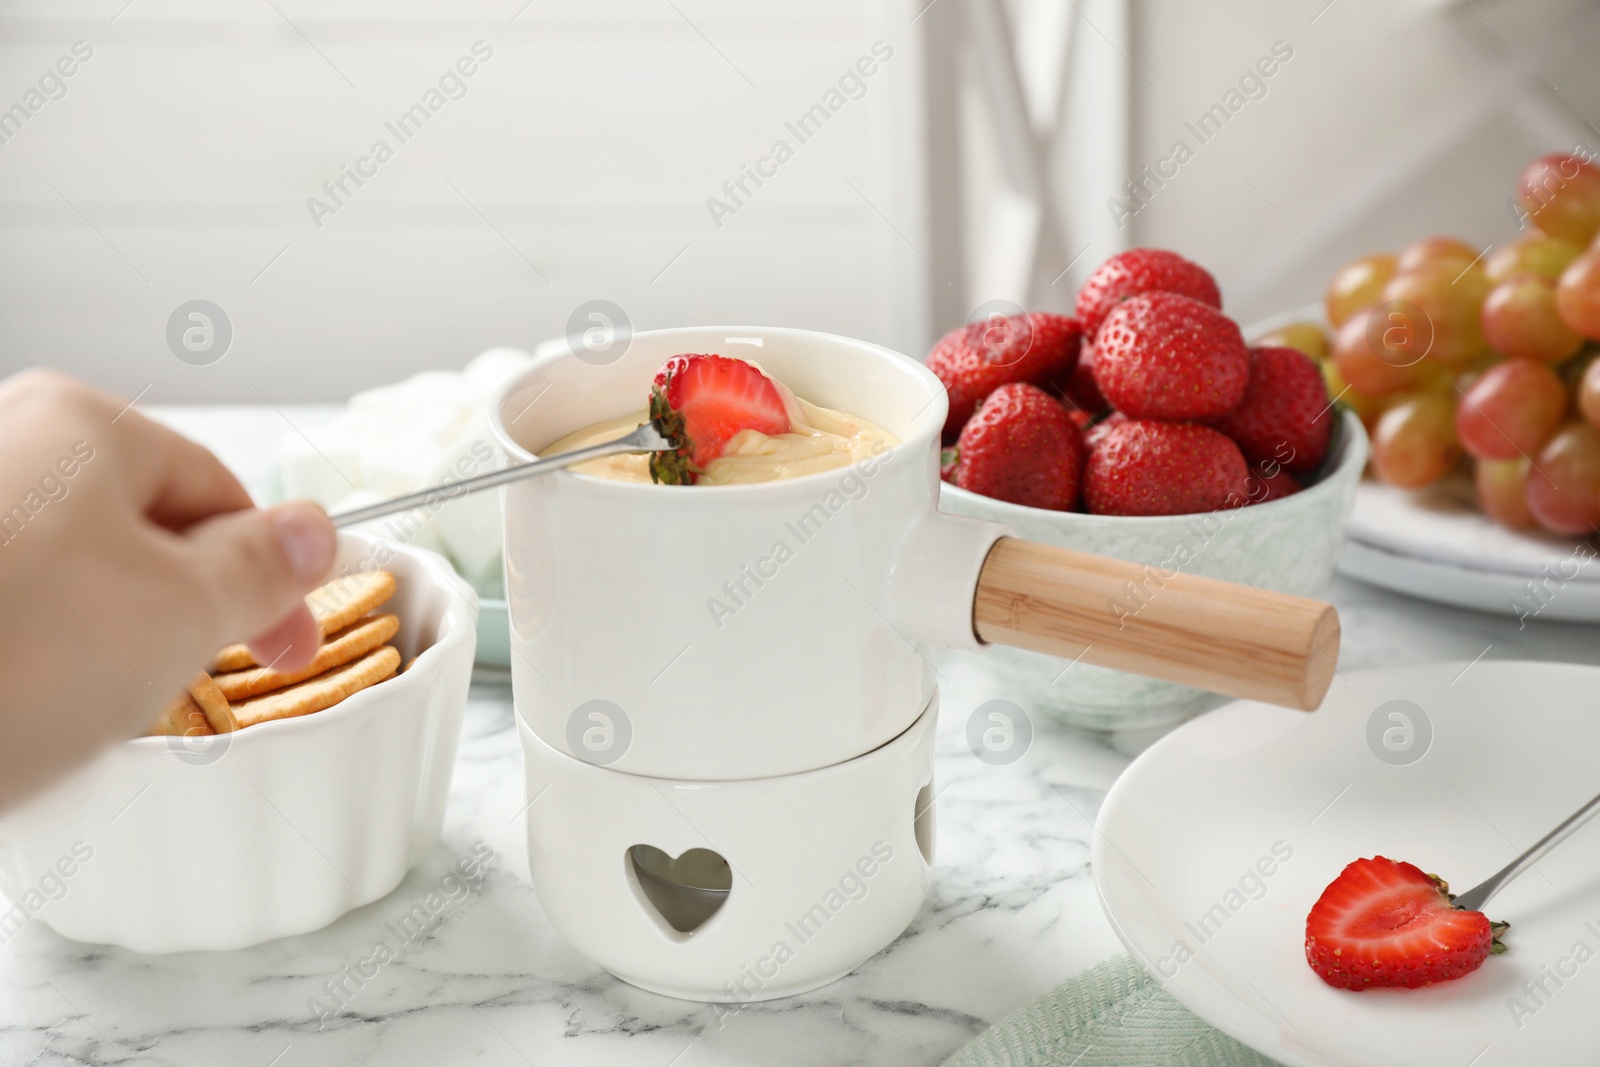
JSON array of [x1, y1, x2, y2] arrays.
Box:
[[490, 324, 1339, 1002], [490, 326, 1338, 782]]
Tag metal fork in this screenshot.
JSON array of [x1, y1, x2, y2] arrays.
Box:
[[328, 422, 673, 529], [1453, 789, 1600, 912]]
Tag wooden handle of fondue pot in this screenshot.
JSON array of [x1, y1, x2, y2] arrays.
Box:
[[972, 537, 1339, 711]]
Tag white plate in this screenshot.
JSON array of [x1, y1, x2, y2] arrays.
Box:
[[1346, 479, 1600, 621], [1094, 660, 1600, 1067], [1342, 538, 1600, 623], [1348, 481, 1595, 582]]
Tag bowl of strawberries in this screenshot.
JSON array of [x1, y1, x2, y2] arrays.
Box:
[[936, 249, 1367, 729]]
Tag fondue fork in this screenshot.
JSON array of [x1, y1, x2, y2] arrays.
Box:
[[328, 423, 673, 529], [1452, 788, 1600, 912]]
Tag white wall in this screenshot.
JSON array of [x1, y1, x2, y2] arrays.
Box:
[[7, 0, 1597, 405], [0, 0, 933, 401], [1120, 0, 1600, 327]]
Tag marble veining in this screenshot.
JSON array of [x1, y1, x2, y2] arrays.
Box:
[[3, 408, 1597, 1066]]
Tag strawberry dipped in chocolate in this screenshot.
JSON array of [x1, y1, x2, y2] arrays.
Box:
[[647, 354, 792, 484], [549, 353, 895, 486]]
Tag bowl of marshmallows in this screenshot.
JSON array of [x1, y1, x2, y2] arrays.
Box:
[[275, 347, 535, 668]]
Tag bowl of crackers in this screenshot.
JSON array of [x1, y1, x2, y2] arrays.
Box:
[[0, 531, 477, 953]]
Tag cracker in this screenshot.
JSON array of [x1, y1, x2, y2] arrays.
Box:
[[187, 672, 238, 734], [213, 613, 399, 702], [209, 570, 397, 673], [147, 692, 215, 737], [210, 643, 256, 674], [228, 646, 401, 730], [308, 571, 397, 637]]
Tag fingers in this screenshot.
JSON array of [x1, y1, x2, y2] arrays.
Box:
[[115, 407, 255, 530], [145, 430, 255, 531], [3, 369, 338, 670], [245, 604, 323, 673], [181, 501, 337, 647], [0, 370, 255, 531]]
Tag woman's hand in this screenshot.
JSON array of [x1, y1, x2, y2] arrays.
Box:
[[0, 369, 336, 808]]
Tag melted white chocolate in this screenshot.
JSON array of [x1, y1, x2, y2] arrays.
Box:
[[543, 394, 898, 486]]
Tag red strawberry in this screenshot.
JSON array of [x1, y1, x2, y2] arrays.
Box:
[[1083, 410, 1127, 450], [649, 354, 791, 484], [1075, 248, 1222, 337], [1306, 857, 1507, 991], [1045, 340, 1109, 417], [1243, 467, 1301, 505], [950, 383, 1085, 510], [1210, 346, 1332, 474], [1093, 292, 1250, 420], [927, 312, 1081, 440], [1083, 419, 1248, 516]]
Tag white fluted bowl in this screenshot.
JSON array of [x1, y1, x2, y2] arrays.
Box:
[[0, 532, 477, 953]]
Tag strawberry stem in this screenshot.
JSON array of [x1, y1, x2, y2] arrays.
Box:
[[1432, 870, 1511, 954], [648, 378, 700, 486]]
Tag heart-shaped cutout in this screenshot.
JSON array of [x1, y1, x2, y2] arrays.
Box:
[[913, 780, 936, 866], [627, 844, 731, 935]]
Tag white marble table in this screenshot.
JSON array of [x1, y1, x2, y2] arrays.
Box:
[[3, 407, 1598, 1067]]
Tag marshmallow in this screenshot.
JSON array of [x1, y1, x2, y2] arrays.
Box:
[[463, 347, 535, 392], [278, 429, 362, 509], [278, 348, 529, 597], [329, 489, 446, 557], [428, 411, 504, 589], [359, 435, 447, 499]]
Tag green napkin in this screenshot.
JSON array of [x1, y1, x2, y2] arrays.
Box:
[[942, 954, 1285, 1067]]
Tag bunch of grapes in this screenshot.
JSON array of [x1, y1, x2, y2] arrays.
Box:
[[1262, 152, 1600, 536]]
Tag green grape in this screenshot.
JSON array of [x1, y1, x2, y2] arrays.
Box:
[[1480, 275, 1583, 364], [1526, 422, 1600, 534], [1486, 231, 1583, 282], [1325, 253, 1396, 329], [1373, 393, 1460, 488], [1455, 359, 1567, 461], [1476, 458, 1537, 529]]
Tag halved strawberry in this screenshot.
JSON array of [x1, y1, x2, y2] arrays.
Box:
[[648, 355, 791, 484], [1305, 856, 1507, 991]]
